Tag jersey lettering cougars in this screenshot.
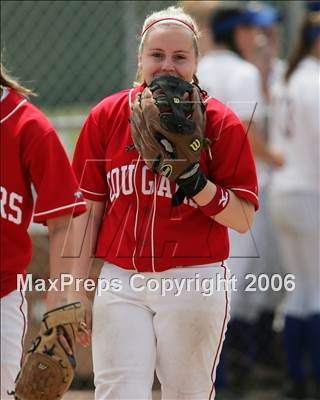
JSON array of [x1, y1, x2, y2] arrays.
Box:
[[106, 164, 197, 208], [0, 186, 23, 225]]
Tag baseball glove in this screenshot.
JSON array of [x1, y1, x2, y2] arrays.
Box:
[[131, 75, 210, 206], [11, 302, 85, 400]]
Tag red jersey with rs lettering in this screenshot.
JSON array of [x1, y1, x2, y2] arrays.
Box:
[[72, 84, 259, 272], [0, 88, 86, 297]]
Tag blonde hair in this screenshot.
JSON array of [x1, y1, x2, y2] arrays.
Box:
[[0, 63, 36, 97], [135, 6, 200, 86]]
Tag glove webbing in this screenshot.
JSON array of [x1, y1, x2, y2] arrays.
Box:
[[149, 76, 195, 134], [42, 302, 83, 331]]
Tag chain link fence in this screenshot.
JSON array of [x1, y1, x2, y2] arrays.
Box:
[[1, 0, 176, 160], [1, 1, 174, 109], [1, 1, 305, 111]]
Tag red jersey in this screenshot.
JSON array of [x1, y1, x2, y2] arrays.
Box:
[[72, 85, 258, 273], [0, 89, 86, 297]]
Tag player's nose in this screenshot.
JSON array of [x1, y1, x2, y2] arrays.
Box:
[[161, 57, 175, 72]]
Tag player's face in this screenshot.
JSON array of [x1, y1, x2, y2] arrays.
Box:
[[235, 26, 263, 59], [140, 26, 198, 85]]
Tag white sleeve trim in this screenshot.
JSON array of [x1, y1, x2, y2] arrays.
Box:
[[33, 201, 86, 217], [128, 88, 134, 109], [80, 187, 108, 196], [0, 99, 27, 124], [230, 188, 259, 202]]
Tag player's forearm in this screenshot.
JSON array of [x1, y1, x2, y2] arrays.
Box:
[[249, 129, 273, 162], [46, 200, 105, 307], [193, 180, 255, 233], [243, 121, 284, 168], [46, 215, 79, 307], [66, 200, 105, 287]]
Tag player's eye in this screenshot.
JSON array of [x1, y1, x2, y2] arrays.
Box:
[[174, 54, 187, 61], [151, 52, 163, 59]]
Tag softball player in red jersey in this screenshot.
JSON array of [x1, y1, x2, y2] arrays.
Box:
[[72, 7, 258, 400], [0, 65, 87, 398]]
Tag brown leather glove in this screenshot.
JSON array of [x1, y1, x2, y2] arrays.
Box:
[[131, 75, 209, 206], [11, 302, 86, 400]]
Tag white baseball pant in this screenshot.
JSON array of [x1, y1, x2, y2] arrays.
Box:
[[270, 191, 320, 317], [1, 290, 27, 400], [92, 262, 231, 400]]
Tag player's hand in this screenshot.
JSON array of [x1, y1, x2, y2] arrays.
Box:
[[268, 150, 285, 169], [67, 288, 92, 348], [46, 289, 92, 348]]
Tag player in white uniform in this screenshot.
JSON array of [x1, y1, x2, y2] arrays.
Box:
[[269, 7, 320, 399], [197, 3, 284, 392], [243, 2, 288, 368]]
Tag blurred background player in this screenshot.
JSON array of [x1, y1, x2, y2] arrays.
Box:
[[245, 2, 286, 100], [235, 0, 289, 373], [178, 0, 220, 57], [71, 6, 258, 399], [197, 2, 285, 395], [269, 3, 320, 398], [0, 63, 88, 398]]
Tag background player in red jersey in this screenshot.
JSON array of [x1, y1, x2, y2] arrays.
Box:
[[0, 64, 88, 398], [71, 6, 259, 400]]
